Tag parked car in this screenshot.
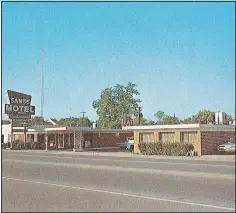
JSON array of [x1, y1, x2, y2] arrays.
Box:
[[126, 137, 134, 152], [218, 139, 235, 152], [116, 137, 134, 152], [116, 141, 128, 149]]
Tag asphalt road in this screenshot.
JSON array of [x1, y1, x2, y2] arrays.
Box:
[[2, 150, 235, 212]]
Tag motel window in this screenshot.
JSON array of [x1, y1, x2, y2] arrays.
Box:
[[27, 134, 34, 142], [160, 132, 175, 143], [181, 132, 197, 144], [139, 132, 154, 143]]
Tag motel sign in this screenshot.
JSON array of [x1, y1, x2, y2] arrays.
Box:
[[5, 104, 35, 114]]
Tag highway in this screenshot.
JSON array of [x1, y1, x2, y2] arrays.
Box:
[[2, 150, 235, 212]]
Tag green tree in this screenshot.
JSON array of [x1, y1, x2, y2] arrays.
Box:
[[191, 110, 215, 124], [57, 117, 91, 127], [183, 110, 215, 124], [163, 115, 181, 125], [28, 116, 45, 127], [154, 111, 165, 123], [92, 82, 141, 128], [144, 120, 156, 125], [227, 114, 233, 122], [183, 110, 234, 124], [183, 117, 194, 124]]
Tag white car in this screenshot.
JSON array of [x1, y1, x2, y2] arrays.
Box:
[[218, 139, 235, 152]]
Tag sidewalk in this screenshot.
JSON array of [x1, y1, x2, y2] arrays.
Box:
[[3, 149, 235, 162]]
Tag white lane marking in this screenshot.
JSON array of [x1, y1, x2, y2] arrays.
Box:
[[4, 152, 235, 168], [2, 176, 235, 211], [3, 159, 235, 180]]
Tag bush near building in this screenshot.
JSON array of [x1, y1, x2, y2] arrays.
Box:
[[139, 142, 196, 156], [11, 141, 45, 150]]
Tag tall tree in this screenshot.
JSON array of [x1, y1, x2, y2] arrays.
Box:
[[92, 82, 141, 128], [183, 110, 234, 124], [154, 111, 165, 124], [191, 110, 215, 124], [154, 111, 180, 124]]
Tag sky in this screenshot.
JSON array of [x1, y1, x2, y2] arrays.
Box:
[[2, 2, 235, 121]]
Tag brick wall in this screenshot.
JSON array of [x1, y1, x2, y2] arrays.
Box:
[[201, 131, 235, 155], [92, 132, 133, 148]]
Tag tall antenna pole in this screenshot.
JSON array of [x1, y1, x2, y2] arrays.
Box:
[[41, 49, 44, 121]]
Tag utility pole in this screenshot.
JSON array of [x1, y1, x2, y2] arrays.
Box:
[[41, 49, 44, 124], [138, 107, 142, 125], [80, 111, 86, 150], [174, 113, 176, 124], [81, 111, 86, 127]]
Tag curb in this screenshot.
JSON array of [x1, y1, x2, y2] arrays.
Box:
[[3, 149, 235, 162]]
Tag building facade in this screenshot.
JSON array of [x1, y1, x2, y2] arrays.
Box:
[[11, 125, 133, 149], [1, 120, 11, 143], [122, 124, 235, 156]]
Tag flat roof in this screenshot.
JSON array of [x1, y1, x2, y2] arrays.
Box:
[[122, 124, 200, 130], [27, 126, 132, 133], [122, 124, 235, 132]]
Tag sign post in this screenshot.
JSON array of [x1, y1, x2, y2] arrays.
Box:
[[23, 122, 27, 146], [45, 133, 48, 151], [73, 131, 76, 152], [10, 122, 13, 149]]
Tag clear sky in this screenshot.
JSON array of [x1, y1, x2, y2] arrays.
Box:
[[2, 2, 235, 121]]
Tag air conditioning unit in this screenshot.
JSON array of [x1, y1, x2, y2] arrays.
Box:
[[215, 112, 227, 125]]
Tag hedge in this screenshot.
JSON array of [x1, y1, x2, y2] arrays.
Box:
[[139, 142, 196, 156], [11, 141, 45, 150]]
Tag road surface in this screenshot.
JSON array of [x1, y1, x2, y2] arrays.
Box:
[[2, 150, 235, 212]]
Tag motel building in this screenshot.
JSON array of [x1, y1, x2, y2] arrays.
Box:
[[122, 123, 235, 156], [2, 124, 133, 150], [2, 121, 235, 155]]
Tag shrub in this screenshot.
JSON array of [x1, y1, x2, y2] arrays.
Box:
[[139, 142, 195, 156], [25, 142, 32, 150], [12, 140, 24, 150], [30, 141, 41, 150], [2, 143, 9, 149]]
